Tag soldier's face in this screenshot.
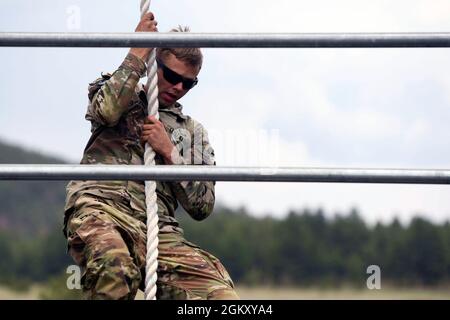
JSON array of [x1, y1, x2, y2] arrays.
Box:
[[157, 53, 200, 107]]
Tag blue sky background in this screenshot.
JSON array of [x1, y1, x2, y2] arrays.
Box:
[[1, 0, 450, 224]]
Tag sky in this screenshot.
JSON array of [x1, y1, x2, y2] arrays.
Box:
[[1, 0, 450, 225]]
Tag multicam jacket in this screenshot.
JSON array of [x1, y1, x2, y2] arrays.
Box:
[[64, 53, 216, 233]]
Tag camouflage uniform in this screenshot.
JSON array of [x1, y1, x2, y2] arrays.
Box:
[[64, 53, 238, 300]]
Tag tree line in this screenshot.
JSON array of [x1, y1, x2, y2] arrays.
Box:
[[0, 205, 449, 288]]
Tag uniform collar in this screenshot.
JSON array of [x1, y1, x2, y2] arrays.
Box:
[[137, 83, 188, 120]]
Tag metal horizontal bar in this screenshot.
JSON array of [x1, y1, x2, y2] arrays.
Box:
[[1, 32, 450, 48], [0, 165, 449, 184]]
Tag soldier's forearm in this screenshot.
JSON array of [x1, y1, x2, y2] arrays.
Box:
[[114, 52, 147, 110], [129, 48, 152, 64], [89, 53, 146, 126], [121, 52, 147, 78], [171, 179, 215, 221]]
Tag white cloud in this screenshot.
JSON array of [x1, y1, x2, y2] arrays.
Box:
[[180, 0, 450, 32]]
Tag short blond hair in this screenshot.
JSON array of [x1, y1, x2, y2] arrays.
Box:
[[156, 26, 203, 69]]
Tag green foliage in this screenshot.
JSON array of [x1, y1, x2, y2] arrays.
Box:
[[39, 272, 83, 300], [179, 205, 450, 287], [0, 226, 72, 283]]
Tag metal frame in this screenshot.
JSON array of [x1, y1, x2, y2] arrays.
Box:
[[0, 165, 449, 184], [1, 32, 449, 185], [1, 32, 450, 48]]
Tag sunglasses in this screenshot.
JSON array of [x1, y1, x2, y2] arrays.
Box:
[[156, 58, 199, 90]]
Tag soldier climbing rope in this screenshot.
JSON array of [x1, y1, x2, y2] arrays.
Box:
[[0, 3, 450, 302]]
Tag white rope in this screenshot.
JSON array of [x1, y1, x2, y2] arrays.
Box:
[[140, 0, 159, 301]]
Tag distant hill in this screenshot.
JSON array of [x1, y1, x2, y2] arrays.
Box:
[[0, 139, 67, 236], [0, 140, 66, 165]]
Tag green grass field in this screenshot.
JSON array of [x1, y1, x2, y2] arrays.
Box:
[[2, 284, 449, 300], [234, 286, 450, 300]]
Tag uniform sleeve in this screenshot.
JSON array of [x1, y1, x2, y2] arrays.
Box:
[[170, 120, 216, 221], [85, 53, 147, 128]]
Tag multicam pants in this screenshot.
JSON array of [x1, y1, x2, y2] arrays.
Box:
[[65, 195, 238, 300]]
